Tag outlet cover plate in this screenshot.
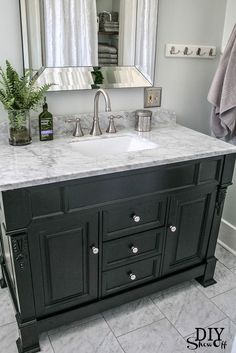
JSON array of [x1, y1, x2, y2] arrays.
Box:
[[144, 87, 162, 108]]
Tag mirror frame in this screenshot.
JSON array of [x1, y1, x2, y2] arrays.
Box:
[[19, 0, 159, 91]]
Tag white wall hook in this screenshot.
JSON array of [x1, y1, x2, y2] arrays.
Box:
[[196, 48, 206, 56], [170, 46, 180, 55], [184, 47, 193, 56]]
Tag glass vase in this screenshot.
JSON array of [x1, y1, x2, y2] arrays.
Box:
[[8, 110, 32, 146]]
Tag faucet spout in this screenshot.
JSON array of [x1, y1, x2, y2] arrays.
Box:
[[90, 89, 111, 136]]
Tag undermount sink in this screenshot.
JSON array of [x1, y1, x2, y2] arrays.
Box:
[[70, 134, 158, 157]]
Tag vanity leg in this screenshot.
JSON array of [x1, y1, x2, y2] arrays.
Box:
[[16, 316, 40, 353], [196, 257, 217, 287], [0, 273, 7, 288], [0, 257, 7, 288]]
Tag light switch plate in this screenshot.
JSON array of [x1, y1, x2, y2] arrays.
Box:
[[144, 87, 162, 108]]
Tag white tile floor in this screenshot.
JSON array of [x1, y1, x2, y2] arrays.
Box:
[[0, 243, 236, 353]]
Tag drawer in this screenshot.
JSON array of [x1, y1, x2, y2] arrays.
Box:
[[103, 195, 166, 240], [103, 228, 164, 270], [102, 256, 161, 296]]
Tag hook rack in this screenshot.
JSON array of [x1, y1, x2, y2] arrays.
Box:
[[166, 44, 217, 59]]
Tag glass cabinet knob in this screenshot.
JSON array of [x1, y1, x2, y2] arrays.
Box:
[[169, 226, 177, 233], [91, 246, 99, 255], [132, 215, 141, 223], [131, 246, 139, 254], [129, 273, 137, 281]]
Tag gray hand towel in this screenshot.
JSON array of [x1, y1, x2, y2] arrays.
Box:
[[208, 24, 236, 140]]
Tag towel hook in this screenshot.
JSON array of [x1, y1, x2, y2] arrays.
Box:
[[183, 47, 193, 56], [209, 48, 216, 57], [170, 46, 180, 55], [196, 48, 206, 57]]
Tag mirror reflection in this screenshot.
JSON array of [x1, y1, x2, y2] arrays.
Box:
[[20, 0, 159, 90]]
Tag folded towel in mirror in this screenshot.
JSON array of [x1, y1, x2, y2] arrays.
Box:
[[98, 58, 118, 64], [98, 53, 118, 59], [98, 44, 117, 54], [102, 21, 119, 27]]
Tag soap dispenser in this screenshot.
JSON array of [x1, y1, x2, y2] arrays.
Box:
[[39, 97, 53, 141]]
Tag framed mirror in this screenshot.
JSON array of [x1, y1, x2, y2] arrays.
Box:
[[19, 0, 159, 91]]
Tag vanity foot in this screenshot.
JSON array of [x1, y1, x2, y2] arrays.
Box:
[[0, 277, 7, 289], [16, 316, 40, 353], [16, 338, 40, 353], [0, 257, 7, 288], [196, 277, 217, 288], [196, 256, 217, 288]]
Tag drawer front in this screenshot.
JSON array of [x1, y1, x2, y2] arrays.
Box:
[[103, 228, 164, 270], [102, 256, 161, 296], [103, 195, 166, 240]]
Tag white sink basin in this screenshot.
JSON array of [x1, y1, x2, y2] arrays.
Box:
[[70, 134, 158, 158]]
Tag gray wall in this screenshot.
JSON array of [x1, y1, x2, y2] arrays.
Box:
[[0, 0, 227, 136], [156, 0, 226, 134], [223, 168, 236, 227], [222, 0, 236, 228], [222, 0, 236, 50]]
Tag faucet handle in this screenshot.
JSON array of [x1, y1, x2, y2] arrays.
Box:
[[106, 115, 123, 134], [66, 118, 84, 137], [74, 118, 84, 137]]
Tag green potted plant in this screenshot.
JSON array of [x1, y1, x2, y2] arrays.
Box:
[[0, 60, 52, 146]]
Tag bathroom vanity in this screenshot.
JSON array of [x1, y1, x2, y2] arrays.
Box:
[[0, 120, 236, 353]]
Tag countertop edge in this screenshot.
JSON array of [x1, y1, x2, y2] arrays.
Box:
[[1, 148, 235, 192]]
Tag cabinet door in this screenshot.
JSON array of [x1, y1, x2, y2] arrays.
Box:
[[28, 212, 99, 317], [162, 185, 217, 275]]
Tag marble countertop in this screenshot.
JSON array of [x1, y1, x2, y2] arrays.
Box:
[[0, 114, 236, 191]]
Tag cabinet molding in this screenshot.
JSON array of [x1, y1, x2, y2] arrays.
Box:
[[0, 154, 235, 353]]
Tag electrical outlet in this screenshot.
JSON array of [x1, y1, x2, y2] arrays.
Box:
[[144, 87, 162, 108]]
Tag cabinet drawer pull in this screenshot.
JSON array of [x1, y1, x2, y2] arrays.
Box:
[[130, 246, 139, 254], [169, 225, 177, 233], [132, 215, 141, 223], [129, 273, 137, 281], [91, 246, 99, 255]]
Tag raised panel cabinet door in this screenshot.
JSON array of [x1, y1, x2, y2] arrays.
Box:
[[28, 212, 99, 317], [162, 185, 217, 275]]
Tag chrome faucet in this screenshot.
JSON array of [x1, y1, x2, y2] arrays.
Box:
[[90, 89, 111, 136]]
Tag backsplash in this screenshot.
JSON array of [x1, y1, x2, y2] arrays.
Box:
[[0, 108, 176, 140]]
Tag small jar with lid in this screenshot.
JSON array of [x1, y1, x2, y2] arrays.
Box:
[[135, 110, 152, 132]]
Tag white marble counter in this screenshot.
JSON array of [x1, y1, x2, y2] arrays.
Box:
[[0, 112, 235, 191]]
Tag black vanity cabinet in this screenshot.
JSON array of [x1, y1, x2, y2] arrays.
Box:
[[162, 184, 217, 275], [0, 153, 235, 353], [28, 212, 99, 317]]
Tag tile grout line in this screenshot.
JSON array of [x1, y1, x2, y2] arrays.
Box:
[[183, 317, 234, 339], [217, 258, 236, 271], [47, 317, 102, 339], [148, 285, 230, 341], [47, 334, 56, 353], [148, 298, 197, 353], [101, 297, 166, 339], [210, 299, 236, 326], [0, 320, 16, 329], [101, 313, 126, 353], [210, 285, 236, 299], [194, 278, 236, 300], [193, 280, 236, 328], [148, 295, 190, 340], [115, 316, 167, 339]]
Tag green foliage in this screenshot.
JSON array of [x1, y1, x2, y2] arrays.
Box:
[[0, 60, 53, 111], [92, 67, 104, 85]]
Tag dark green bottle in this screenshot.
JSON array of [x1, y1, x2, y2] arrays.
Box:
[[39, 97, 53, 141]]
